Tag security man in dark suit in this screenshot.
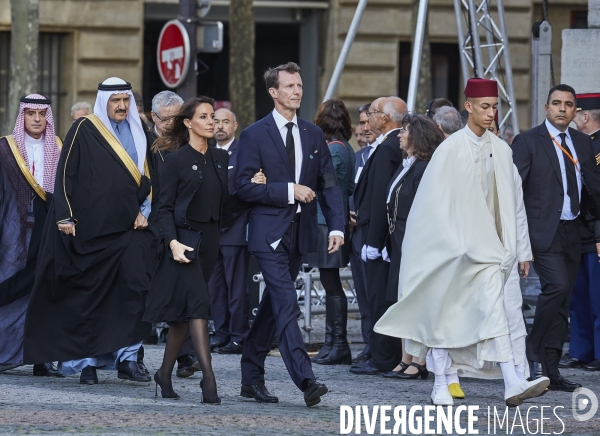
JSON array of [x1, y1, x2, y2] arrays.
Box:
[[350, 96, 405, 376], [560, 93, 600, 371], [349, 104, 376, 364], [208, 108, 251, 355], [512, 84, 600, 391], [235, 62, 345, 407]]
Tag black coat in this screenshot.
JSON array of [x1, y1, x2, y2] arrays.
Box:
[[384, 159, 428, 302], [353, 129, 403, 250], [512, 122, 600, 252], [24, 118, 157, 364], [156, 144, 230, 246]]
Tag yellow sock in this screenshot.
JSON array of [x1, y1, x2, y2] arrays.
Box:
[[448, 383, 465, 399]]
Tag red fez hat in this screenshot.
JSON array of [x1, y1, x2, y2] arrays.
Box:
[[576, 93, 600, 111], [464, 78, 498, 98]]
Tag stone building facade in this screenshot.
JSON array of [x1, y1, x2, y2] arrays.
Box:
[[0, 0, 589, 136]]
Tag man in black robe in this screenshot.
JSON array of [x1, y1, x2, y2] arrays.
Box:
[[0, 94, 63, 377], [24, 78, 158, 384]]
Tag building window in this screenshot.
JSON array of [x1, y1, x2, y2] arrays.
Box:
[[571, 10, 588, 29], [0, 32, 64, 132]]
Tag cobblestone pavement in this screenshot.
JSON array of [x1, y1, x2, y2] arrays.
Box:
[[1, 317, 599, 435]]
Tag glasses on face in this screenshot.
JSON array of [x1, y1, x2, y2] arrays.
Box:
[[152, 112, 173, 123], [366, 109, 383, 117]]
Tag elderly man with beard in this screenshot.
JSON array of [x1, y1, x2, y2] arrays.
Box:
[[24, 77, 158, 385], [0, 95, 63, 377]]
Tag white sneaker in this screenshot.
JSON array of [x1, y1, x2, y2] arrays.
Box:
[[431, 385, 454, 405], [505, 377, 550, 407]]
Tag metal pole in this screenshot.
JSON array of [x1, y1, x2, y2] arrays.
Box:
[[406, 0, 429, 112], [302, 272, 313, 343], [177, 0, 197, 99], [496, 0, 519, 133], [453, 0, 470, 88], [530, 21, 552, 128], [323, 0, 369, 101], [467, 0, 483, 77]]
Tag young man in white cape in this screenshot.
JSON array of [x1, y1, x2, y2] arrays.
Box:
[[374, 78, 550, 406]]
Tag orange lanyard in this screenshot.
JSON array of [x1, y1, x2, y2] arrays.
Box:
[[550, 133, 580, 171]]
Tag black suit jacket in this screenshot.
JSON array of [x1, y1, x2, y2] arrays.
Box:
[[512, 122, 600, 252], [384, 159, 428, 301], [354, 129, 403, 250], [156, 144, 230, 245]]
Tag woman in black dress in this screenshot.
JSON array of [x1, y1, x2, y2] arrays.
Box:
[[144, 96, 228, 403], [382, 113, 444, 380]]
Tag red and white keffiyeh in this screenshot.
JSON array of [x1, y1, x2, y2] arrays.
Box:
[[12, 93, 60, 194]]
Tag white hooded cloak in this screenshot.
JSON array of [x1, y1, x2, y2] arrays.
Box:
[[374, 127, 518, 378]]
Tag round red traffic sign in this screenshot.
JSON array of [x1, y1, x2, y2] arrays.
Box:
[[157, 20, 190, 89]]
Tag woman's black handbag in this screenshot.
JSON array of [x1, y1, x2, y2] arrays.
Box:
[[170, 228, 202, 261]]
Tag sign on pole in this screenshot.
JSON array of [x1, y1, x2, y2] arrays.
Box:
[[157, 20, 191, 89]]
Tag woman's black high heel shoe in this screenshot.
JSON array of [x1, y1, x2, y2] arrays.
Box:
[[395, 362, 429, 380], [154, 371, 181, 400], [381, 361, 409, 378], [200, 378, 221, 405]]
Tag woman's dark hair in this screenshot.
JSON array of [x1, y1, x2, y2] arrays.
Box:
[[313, 99, 353, 141], [402, 113, 445, 161], [153, 96, 214, 152]]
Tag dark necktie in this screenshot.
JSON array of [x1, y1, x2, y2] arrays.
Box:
[[560, 132, 579, 215], [285, 122, 296, 181]]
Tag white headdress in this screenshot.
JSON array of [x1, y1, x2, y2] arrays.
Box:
[[93, 77, 147, 173]]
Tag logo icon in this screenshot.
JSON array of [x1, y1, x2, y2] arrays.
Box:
[[572, 387, 598, 421]]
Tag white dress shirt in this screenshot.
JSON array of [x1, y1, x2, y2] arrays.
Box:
[[217, 137, 235, 153], [25, 133, 45, 186], [386, 156, 416, 204], [271, 108, 343, 240], [354, 134, 385, 183], [544, 119, 582, 220]]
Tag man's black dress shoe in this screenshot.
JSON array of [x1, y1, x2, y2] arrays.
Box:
[[240, 382, 279, 403], [176, 353, 201, 378], [303, 379, 328, 407], [33, 363, 64, 377], [117, 360, 151, 382], [548, 374, 582, 392], [352, 353, 371, 365], [80, 365, 98, 385], [558, 356, 585, 369], [215, 341, 243, 354], [210, 336, 227, 351], [583, 359, 600, 371], [349, 363, 386, 375]]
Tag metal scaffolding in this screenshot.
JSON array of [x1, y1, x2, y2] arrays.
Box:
[[453, 0, 520, 133]]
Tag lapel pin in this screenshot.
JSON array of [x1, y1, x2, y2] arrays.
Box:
[[218, 164, 222, 169], [309, 155, 314, 159], [192, 164, 197, 170], [314, 150, 318, 154], [228, 151, 232, 155]]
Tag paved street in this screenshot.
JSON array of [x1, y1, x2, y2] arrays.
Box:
[[1, 317, 599, 435]]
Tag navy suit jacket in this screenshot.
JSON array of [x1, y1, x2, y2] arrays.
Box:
[[218, 139, 250, 246], [235, 112, 344, 255]]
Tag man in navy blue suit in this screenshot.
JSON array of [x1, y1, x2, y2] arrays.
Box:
[[235, 62, 345, 407], [208, 108, 251, 355]]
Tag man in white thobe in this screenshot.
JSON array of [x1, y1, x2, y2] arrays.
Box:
[[375, 78, 549, 406]]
